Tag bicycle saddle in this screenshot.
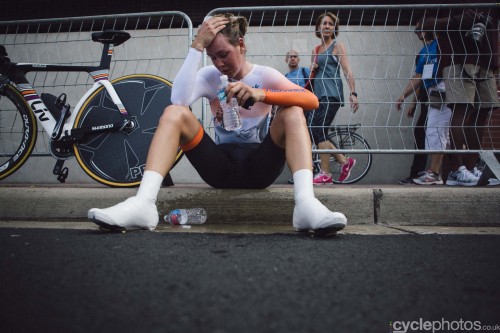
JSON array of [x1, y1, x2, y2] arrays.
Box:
[[91, 30, 131, 46]]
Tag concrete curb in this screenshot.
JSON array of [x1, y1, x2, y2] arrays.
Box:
[[0, 185, 499, 226], [375, 187, 500, 226]]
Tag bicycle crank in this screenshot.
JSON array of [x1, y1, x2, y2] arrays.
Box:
[[49, 138, 74, 160]]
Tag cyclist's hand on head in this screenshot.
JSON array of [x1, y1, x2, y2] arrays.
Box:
[[226, 81, 265, 109], [191, 16, 229, 52]]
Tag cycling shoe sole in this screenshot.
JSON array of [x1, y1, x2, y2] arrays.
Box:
[[296, 224, 345, 238], [92, 218, 127, 233]]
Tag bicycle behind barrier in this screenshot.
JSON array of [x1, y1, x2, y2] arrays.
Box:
[[312, 123, 372, 184], [0, 30, 183, 187]]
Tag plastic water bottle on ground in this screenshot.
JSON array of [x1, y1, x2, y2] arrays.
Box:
[[164, 208, 207, 225], [217, 75, 242, 131]]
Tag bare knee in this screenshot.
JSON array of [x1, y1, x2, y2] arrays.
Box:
[[270, 106, 309, 148], [159, 105, 191, 126], [158, 104, 201, 144], [273, 106, 306, 128]]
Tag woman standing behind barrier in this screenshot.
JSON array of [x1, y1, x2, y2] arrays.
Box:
[[309, 12, 359, 184], [87, 13, 347, 235]]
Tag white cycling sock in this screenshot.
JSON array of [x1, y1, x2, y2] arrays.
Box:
[[293, 169, 315, 201], [88, 170, 163, 230], [137, 170, 164, 203], [292, 169, 347, 231]]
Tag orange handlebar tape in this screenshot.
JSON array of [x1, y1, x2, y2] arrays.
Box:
[[180, 125, 204, 152], [263, 88, 319, 110]]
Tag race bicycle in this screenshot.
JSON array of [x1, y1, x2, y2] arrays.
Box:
[[312, 124, 372, 184], [0, 30, 182, 187]]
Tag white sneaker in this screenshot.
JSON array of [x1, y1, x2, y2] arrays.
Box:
[[488, 178, 500, 186], [472, 167, 483, 178], [413, 170, 444, 185], [293, 197, 347, 236], [88, 196, 159, 231], [446, 166, 479, 186]]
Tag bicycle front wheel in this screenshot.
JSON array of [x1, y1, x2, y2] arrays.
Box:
[[73, 74, 183, 187], [0, 83, 37, 180], [328, 131, 372, 184]]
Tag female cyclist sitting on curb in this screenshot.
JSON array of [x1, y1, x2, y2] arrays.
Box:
[[87, 13, 347, 235]]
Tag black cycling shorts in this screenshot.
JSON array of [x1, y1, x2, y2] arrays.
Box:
[[184, 132, 286, 189]]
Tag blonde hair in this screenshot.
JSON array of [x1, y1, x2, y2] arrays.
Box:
[[214, 13, 248, 46], [315, 12, 340, 39]]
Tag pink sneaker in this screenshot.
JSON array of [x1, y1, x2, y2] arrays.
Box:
[[313, 171, 333, 184], [338, 157, 356, 183]]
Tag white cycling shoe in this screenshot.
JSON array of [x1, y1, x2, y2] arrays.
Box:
[[88, 196, 159, 232], [293, 197, 347, 236]]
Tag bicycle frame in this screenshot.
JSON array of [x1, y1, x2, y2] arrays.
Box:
[[0, 41, 130, 141]]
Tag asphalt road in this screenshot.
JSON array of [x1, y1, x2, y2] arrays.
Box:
[[1, 228, 500, 333]]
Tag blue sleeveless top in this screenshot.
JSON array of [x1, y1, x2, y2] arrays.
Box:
[[314, 41, 344, 106]]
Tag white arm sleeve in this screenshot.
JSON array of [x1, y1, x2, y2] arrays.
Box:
[[171, 48, 214, 106]]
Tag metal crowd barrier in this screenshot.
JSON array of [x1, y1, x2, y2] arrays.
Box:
[[204, 4, 499, 177], [1, 5, 499, 177], [0, 11, 193, 156]]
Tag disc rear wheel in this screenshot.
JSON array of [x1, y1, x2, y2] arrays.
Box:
[[73, 74, 183, 187]]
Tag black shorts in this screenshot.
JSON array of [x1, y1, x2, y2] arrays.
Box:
[[306, 96, 341, 145], [184, 132, 286, 189]]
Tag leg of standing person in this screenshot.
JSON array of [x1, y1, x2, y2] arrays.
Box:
[[310, 98, 334, 184], [399, 101, 429, 184], [448, 103, 468, 169], [442, 64, 480, 185], [445, 103, 481, 185], [462, 106, 488, 171], [463, 66, 500, 171], [411, 100, 429, 176], [413, 102, 451, 185], [445, 64, 500, 185], [312, 97, 355, 184]]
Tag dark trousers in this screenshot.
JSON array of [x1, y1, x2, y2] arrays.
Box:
[[444, 104, 492, 172], [408, 103, 429, 178]]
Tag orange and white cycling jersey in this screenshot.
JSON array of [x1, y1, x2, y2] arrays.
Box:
[[171, 48, 318, 144]]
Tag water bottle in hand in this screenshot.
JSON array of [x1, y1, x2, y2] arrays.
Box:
[[164, 208, 207, 225], [217, 75, 242, 131]]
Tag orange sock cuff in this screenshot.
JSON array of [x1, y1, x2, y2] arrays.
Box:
[[180, 125, 204, 152]]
